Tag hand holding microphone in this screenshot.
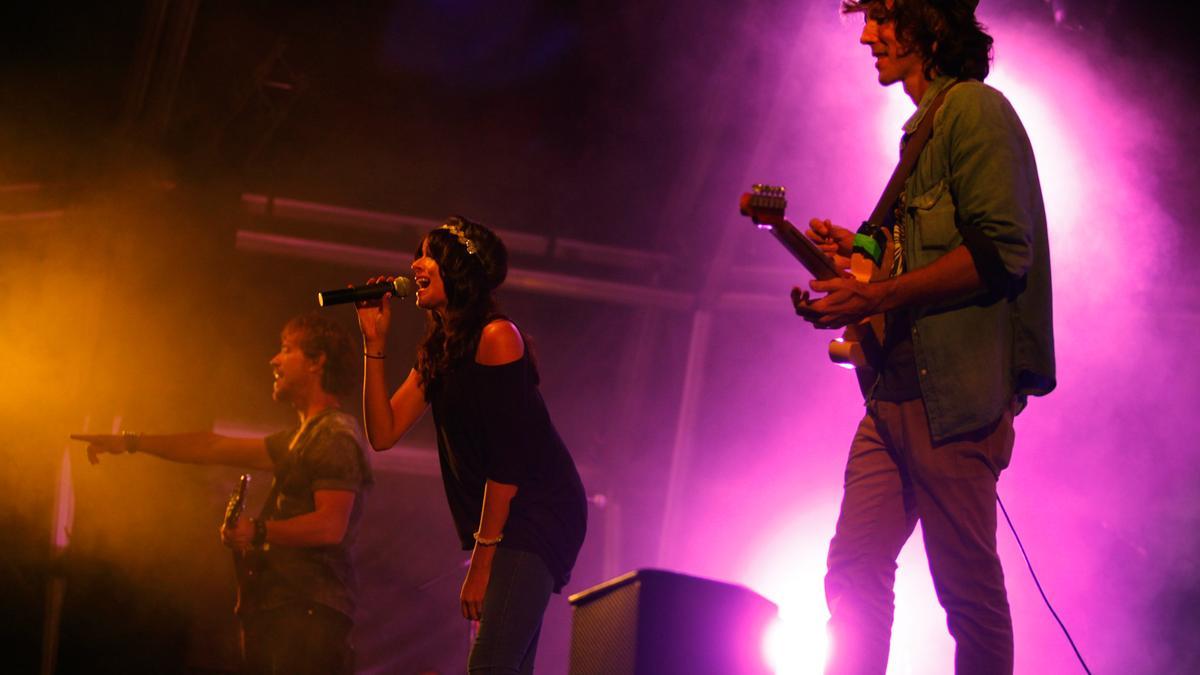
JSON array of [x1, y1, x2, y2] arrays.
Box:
[[343, 275, 412, 352]]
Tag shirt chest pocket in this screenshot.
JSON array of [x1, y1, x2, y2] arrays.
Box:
[[908, 179, 960, 253]]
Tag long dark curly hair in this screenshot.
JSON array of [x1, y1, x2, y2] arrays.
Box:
[[414, 216, 509, 395], [843, 0, 993, 81]]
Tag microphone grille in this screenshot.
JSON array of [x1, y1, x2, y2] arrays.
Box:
[[392, 276, 417, 297]]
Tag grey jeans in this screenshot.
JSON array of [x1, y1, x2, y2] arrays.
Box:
[[468, 547, 556, 675], [824, 397, 1015, 675]]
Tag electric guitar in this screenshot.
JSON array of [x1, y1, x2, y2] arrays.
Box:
[[739, 184, 888, 395], [223, 474, 261, 612]]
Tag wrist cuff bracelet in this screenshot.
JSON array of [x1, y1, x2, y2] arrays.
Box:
[[122, 431, 143, 453], [252, 518, 269, 548]]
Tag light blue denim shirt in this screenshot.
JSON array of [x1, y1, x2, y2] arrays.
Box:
[[892, 75, 1056, 440]]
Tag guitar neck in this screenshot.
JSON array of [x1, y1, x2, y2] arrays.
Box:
[[224, 474, 251, 528], [738, 185, 841, 280], [771, 220, 840, 281]]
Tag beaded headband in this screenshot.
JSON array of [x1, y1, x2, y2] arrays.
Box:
[[439, 220, 478, 255]]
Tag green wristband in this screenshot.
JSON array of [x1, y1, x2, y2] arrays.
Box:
[[852, 233, 883, 266]]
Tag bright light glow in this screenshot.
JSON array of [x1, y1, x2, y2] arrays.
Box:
[[745, 508, 954, 674], [987, 66, 1087, 230], [763, 615, 829, 675], [876, 84, 915, 163], [980, 24, 1172, 374], [742, 510, 835, 674]]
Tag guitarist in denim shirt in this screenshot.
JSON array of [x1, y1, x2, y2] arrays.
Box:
[[73, 313, 371, 675], [793, 1, 1055, 673]]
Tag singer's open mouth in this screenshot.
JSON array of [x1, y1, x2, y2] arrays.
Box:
[[415, 277, 431, 289]]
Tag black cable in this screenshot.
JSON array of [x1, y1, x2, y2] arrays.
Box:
[[997, 493, 1093, 675]]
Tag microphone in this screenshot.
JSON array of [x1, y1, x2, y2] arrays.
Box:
[[317, 277, 417, 307]]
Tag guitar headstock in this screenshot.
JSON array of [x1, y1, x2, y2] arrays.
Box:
[[738, 184, 788, 230], [223, 474, 251, 528]]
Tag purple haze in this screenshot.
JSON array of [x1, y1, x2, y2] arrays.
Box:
[[645, 4, 1199, 674]]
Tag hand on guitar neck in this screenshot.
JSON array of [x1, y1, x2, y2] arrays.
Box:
[[806, 218, 856, 271], [222, 515, 257, 552], [790, 217, 890, 329], [792, 214, 881, 328], [221, 474, 256, 552]]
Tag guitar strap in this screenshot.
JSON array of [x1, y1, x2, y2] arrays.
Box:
[[257, 477, 281, 521], [256, 418, 310, 523], [854, 79, 962, 265]]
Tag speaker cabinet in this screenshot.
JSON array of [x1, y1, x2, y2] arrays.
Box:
[[567, 569, 778, 675]]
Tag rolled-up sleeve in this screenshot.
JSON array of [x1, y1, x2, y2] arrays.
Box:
[[944, 87, 1040, 290]]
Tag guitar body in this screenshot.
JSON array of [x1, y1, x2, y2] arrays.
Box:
[[740, 184, 888, 396], [231, 550, 266, 614], [829, 233, 892, 396]]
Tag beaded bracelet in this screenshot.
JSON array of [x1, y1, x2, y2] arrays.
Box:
[[473, 531, 503, 547]]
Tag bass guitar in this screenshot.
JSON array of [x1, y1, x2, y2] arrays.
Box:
[[739, 184, 889, 395]]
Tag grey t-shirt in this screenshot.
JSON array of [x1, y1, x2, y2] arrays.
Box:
[[246, 408, 372, 619]]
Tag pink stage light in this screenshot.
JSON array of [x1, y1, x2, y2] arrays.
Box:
[[741, 510, 834, 674], [763, 615, 824, 675], [745, 514, 952, 673]]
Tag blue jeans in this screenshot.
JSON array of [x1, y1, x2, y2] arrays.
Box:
[[468, 547, 555, 675]]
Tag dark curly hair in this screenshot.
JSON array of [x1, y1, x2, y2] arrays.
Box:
[[283, 313, 359, 397], [843, 0, 993, 81], [414, 216, 510, 395]]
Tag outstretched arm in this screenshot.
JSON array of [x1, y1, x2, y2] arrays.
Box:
[[70, 432, 273, 471]]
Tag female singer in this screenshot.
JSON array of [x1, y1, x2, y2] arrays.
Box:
[[355, 216, 586, 673]]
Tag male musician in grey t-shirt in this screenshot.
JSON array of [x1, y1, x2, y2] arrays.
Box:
[[73, 313, 371, 675]]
